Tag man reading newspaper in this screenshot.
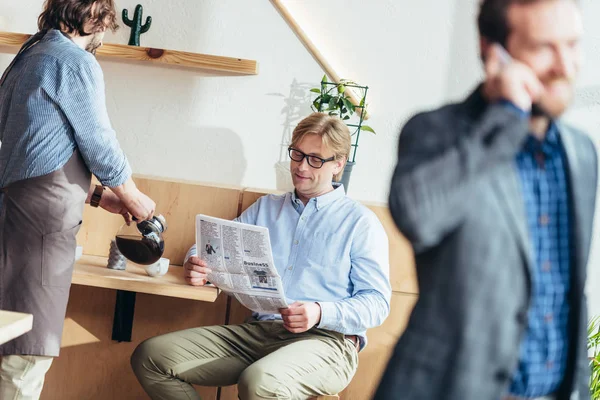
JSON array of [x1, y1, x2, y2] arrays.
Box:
[[131, 113, 391, 399]]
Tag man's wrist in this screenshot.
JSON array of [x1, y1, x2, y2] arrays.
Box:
[[110, 178, 137, 202], [316, 301, 337, 330], [90, 185, 105, 208], [497, 99, 530, 119]]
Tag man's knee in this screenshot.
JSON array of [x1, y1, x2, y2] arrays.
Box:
[[131, 337, 169, 380], [237, 364, 291, 400]]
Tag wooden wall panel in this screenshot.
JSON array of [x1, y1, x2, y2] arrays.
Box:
[[364, 203, 417, 294], [77, 176, 243, 265], [340, 293, 417, 399], [76, 205, 123, 257], [239, 188, 278, 214], [42, 285, 228, 400]]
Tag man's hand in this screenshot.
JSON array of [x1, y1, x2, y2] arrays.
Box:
[[279, 302, 322, 334], [482, 43, 543, 111], [120, 188, 155, 221], [98, 190, 131, 224], [110, 178, 156, 221], [183, 256, 211, 286]]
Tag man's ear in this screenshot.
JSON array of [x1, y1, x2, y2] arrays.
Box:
[[94, 24, 107, 33], [334, 157, 346, 175]]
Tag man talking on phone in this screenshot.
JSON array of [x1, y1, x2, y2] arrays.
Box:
[[376, 1, 596, 399]]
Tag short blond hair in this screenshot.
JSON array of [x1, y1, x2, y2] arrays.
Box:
[[290, 113, 351, 182]]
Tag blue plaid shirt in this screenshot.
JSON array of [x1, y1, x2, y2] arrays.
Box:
[[509, 123, 571, 397]]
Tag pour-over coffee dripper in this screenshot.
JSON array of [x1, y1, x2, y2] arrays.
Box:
[[115, 214, 167, 265]]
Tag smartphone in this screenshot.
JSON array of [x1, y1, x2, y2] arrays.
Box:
[[494, 44, 549, 117]]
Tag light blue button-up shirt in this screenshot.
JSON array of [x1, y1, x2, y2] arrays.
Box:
[[187, 185, 391, 348]]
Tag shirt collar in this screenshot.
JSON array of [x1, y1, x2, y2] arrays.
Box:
[[44, 29, 67, 42], [44, 29, 82, 49], [291, 183, 346, 211], [523, 122, 562, 155]]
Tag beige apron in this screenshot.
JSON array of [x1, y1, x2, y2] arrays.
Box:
[[0, 152, 91, 356]]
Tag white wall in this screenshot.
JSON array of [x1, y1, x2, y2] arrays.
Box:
[[1, 0, 599, 316]]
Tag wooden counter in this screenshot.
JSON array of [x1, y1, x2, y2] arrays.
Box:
[[73, 255, 219, 302], [0, 310, 33, 345]]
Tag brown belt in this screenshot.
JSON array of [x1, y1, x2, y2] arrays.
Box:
[[345, 335, 360, 351]]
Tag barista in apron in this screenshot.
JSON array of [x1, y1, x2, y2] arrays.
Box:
[[0, 2, 156, 398]]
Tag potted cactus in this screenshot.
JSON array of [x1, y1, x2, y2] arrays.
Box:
[[122, 4, 152, 46], [310, 75, 374, 192]]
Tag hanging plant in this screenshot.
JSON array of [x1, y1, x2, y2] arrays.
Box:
[[309, 75, 376, 166], [310, 75, 375, 134]]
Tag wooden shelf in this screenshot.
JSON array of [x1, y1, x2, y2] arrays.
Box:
[[0, 310, 33, 345], [0, 31, 258, 75], [73, 255, 219, 302]]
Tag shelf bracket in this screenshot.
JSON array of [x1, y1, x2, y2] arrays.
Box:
[[111, 290, 136, 342]]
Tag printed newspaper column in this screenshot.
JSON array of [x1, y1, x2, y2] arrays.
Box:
[[196, 214, 289, 313]]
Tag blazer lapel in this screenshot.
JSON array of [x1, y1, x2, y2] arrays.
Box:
[[491, 163, 534, 281], [460, 87, 535, 279], [556, 123, 588, 290]]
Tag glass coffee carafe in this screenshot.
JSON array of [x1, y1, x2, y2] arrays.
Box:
[[115, 214, 167, 265]]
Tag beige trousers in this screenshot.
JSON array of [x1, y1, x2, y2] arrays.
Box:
[[131, 321, 358, 400], [0, 355, 53, 400]]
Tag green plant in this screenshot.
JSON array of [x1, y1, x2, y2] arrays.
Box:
[[589, 316, 600, 399], [310, 75, 375, 163], [122, 4, 152, 47]]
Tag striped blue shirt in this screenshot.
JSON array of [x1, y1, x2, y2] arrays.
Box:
[[187, 186, 392, 349], [510, 123, 571, 397], [0, 29, 131, 188]]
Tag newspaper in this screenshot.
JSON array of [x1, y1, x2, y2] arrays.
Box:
[[195, 214, 288, 313]]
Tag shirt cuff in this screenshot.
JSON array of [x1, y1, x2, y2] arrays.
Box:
[[497, 99, 530, 119], [316, 301, 339, 331], [184, 244, 198, 265], [99, 162, 132, 188]]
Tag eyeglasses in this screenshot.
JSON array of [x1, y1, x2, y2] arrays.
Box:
[[288, 147, 335, 169]]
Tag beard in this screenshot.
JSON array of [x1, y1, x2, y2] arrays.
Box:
[[535, 77, 575, 118], [85, 32, 103, 55]]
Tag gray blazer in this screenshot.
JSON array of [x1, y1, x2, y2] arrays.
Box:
[[376, 88, 597, 400]]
